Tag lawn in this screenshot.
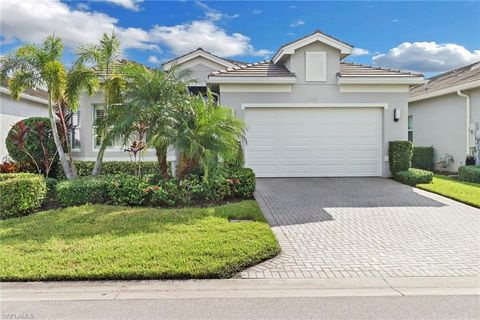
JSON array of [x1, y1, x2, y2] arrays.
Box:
[[417, 174, 480, 208], [0, 201, 280, 281]]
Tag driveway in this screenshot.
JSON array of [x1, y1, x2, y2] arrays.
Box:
[[240, 178, 480, 279]]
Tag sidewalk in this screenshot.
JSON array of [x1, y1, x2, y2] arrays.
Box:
[[2, 277, 479, 301]]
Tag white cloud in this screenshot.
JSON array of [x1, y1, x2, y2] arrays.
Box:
[[373, 42, 480, 73], [76, 3, 90, 11], [150, 20, 272, 57], [290, 19, 305, 27], [252, 9, 262, 15], [147, 55, 161, 64], [99, 0, 143, 11], [0, 0, 156, 50], [391, 19, 399, 23], [195, 1, 239, 21], [0, 0, 270, 59], [351, 48, 370, 56]]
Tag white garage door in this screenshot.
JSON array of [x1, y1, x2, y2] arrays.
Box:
[[245, 107, 383, 177]]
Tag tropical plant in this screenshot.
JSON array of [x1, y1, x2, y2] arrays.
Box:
[[175, 91, 245, 179], [76, 31, 122, 175], [109, 63, 190, 179], [1, 35, 99, 179]]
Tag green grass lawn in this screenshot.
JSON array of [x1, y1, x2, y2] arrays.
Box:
[[417, 174, 480, 208], [0, 201, 280, 281]]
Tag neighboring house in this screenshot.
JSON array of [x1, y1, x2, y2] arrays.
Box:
[[0, 80, 49, 161], [409, 61, 480, 171], [75, 30, 425, 177]]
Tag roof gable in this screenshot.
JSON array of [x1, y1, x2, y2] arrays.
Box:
[[272, 30, 353, 64], [162, 48, 243, 71]]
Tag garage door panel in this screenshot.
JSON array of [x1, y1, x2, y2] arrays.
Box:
[[245, 107, 382, 177]]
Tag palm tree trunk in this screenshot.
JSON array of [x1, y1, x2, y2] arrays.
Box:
[[92, 140, 107, 175], [48, 96, 77, 179], [155, 145, 170, 180], [58, 103, 77, 176], [176, 154, 197, 179]]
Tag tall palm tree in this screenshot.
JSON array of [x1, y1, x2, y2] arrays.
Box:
[[175, 91, 245, 179], [76, 31, 122, 175], [109, 63, 190, 179], [1, 35, 99, 179]]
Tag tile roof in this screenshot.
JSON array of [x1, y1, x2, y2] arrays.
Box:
[[339, 62, 423, 77], [1, 79, 49, 100], [162, 48, 245, 68], [209, 61, 295, 78], [410, 61, 480, 97]]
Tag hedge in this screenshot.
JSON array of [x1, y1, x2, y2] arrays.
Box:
[[394, 168, 433, 186], [54, 167, 257, 208], [56, 160, 161, 179], [0, 173, 47, 219], [412, 146, 434, 171], [389, 141, 413, 175], [56, 176, 111, 207], [458, 165, 480, 183]]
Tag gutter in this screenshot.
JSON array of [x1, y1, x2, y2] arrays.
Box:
[[0, 87, 48, 105], [457, 90, 471, 157]]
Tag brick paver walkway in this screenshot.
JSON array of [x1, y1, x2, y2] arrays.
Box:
[[240, 178, 480, 279]]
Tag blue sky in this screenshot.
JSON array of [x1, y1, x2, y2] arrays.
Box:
[[1, 1, 479, 76]]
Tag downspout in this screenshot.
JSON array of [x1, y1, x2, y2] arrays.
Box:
[[457, 90, 471, 158]]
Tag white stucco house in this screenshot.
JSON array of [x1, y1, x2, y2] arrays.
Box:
[[52, 31, 426, 177], [0, 80, 49, 162], [409, 61, 480, 171]]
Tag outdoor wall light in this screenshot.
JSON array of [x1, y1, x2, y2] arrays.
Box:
[[394, 108, 401, 122]]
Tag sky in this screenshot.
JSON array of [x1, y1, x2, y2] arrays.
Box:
[[1, 0, 479, 76]]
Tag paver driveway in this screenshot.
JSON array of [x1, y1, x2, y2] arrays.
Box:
[[240, 178, 480, 279]]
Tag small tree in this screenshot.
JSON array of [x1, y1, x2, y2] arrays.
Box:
[[175, 91, 245, 180], [7, 117, 57, 176], [76, 31, 122, 176], [1, 35, 99, 179]]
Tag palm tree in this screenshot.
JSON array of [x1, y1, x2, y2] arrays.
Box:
[[76, 31, 122, 175], [109, 63, 190, 179], [175, 91, 245, 179], [1, 35, 99, 179]]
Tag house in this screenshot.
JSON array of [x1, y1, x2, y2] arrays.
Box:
[[0, 80, 49, 162], [74, 30, 425, 177], [409, 61, 480, 171]]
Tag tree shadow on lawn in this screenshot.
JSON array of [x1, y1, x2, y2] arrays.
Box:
[[0, 201, 266, 243]]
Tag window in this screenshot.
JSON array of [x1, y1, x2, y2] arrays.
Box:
[[70, 111, 81, 150], [93, 104, 105, 148], [305, 51, 326, 81], [408, 115, 413, 142], [92, 104, 124, 149]]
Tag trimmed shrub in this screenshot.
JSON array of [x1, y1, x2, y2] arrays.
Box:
[[389, 141, 413, 175], [108, 175, 148, 206], [226, 168, 256, 198], [56, 176, 111, 207], [412, 146, 434, 171], [394, 168, 433, 186], [458, 165, 480, 183], [56, 160, 161, 179], [6, 117, 57, 175], [0, 173, 47, 218]]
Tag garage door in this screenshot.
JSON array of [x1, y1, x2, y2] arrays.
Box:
[[244, 107, 383, 177]]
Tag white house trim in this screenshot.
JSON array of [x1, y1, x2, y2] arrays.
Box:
[[220, 84, 293, 93], [207, 77, 297, 84], [0, 87, 48, 105], [408, 79, 480, 102], [163, 50, 237, 71], [272, 32, 353, 63], [339, 84, 410, 92], [241, 102, 389, 110], [338, 77, 426, 85]]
